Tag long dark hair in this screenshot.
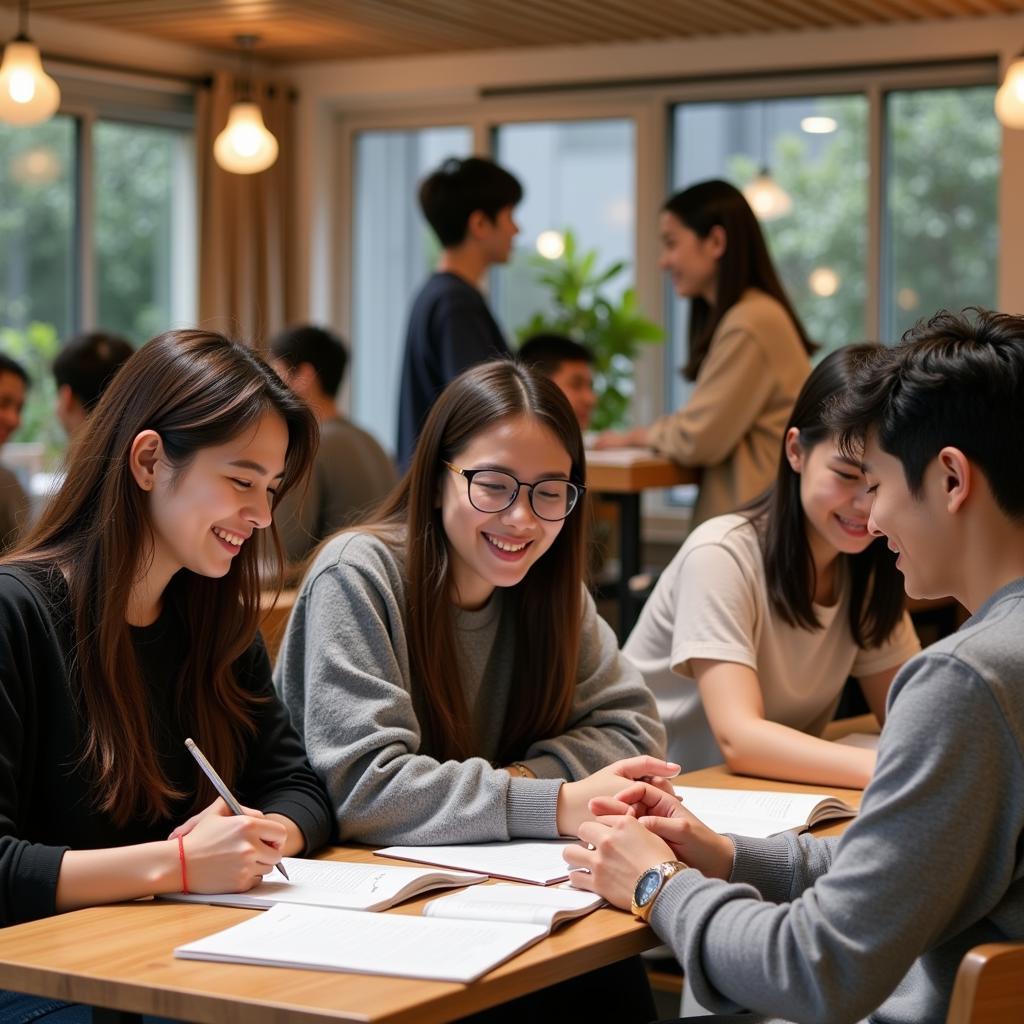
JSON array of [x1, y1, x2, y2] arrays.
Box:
[[664, 179, 816, 380], [745, 344, 904, 648], [11, 330, 317, 825], [361, 360, 587, 764]]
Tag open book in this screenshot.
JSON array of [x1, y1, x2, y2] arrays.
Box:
[[174, 886, 603, 983], [376, 840, 571, 885], [161, 857, 485, 912], [674, 786, 858, 839]]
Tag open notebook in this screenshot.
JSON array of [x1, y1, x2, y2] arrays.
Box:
[[161, 857, 486, 912], [376, 840, 571, 885], [174, 885, 604, 983], [674, 786, 857, 839]]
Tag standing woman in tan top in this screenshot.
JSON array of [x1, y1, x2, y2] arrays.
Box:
[[597, 179, 815, 526]]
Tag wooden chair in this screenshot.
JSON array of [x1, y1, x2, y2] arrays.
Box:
[[946, 941, 1024, 1024], [259, 588, 298, 666]]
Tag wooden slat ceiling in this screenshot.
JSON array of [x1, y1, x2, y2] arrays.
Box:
[[8, 0, 1024, 64]]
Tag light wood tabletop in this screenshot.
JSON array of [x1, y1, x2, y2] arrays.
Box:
[[0, 769, 862, 1023], [585, 448, 698, 494], [0, 845, 657, 1024]]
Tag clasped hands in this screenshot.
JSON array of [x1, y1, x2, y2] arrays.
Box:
[[562, 773, 736, 912]]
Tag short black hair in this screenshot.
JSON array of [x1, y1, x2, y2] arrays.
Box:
[[829, 308, 1024, 521], [418, 157, 523, 248], [518, 334, 594, 377], [269, 324, 348, 398], [0, 352, 28, 386], [53, 331, 133, 411]]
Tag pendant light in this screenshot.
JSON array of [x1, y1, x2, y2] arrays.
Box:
[[0, 0, 60, 126], [742, 102, 792, 221], [213, 35, 279, 175], [995, 51, 1024, 129]]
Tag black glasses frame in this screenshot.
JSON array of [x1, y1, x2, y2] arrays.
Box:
[[443, 461, 585, 522]]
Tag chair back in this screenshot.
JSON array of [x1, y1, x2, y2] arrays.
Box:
[[259, 588, 298, 666], [946, 941, 1024, 1024]]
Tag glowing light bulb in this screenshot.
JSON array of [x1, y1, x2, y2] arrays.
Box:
[[808, 267, 840, 297], [742, 171, 793, 221], [995, 55, 1024, 129], [536, 230, 566, 260], [0, 40, 61, 125], [213, 101, 279, 175], [800, 116, 837, 134]]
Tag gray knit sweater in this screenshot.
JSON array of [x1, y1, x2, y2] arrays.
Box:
[[274, 531, 665, 845], [649, 577, 1024, 1024]]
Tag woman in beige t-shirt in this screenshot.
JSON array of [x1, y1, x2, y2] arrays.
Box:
[[597, 179, 814, 527], [623, 346, 920, 788]]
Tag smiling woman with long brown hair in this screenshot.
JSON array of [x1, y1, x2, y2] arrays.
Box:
[[276, 359, 669, 849], [0, 330, 333, 1022]]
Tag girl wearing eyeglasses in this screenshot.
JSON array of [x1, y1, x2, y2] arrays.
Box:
[[275, 359, 670, 848]]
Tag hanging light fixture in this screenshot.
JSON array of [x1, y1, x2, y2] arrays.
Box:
[[213, 34, 279, 175], [742, 102, 792, 221], [0, 0, 61, 126], [995, 51, 1024, 129], [743, 169, 793, 220]]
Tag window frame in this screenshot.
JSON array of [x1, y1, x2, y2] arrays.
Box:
[[41, 65, 196, 337], [335, 59, 997, 537]]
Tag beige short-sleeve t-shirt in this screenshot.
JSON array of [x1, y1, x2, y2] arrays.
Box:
[[623, 514, 921, 769]]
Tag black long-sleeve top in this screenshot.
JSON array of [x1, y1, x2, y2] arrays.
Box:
[[0, 563, 334, 926]]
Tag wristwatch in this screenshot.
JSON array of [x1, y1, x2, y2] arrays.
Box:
[[631, 860, 687, 921]]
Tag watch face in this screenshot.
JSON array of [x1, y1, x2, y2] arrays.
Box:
[[635, 867, 663, 907]]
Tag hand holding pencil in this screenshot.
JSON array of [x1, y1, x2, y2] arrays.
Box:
[[178, 737, 290, 881]]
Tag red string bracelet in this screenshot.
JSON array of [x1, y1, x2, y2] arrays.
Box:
[[177, 835, 189, 894]]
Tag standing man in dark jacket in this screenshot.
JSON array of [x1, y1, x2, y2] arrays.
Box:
[[396, 156, 522, 469]]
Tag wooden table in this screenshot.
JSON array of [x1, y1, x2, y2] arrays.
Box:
[[585, 449, 698, 638], [0, 770, 861, 1023], [0, 846, 658, 1024]]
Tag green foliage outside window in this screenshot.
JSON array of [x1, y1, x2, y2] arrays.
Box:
[[0, 119, 187, 448], [94, 121, 179, 344], [727, 88, 998, 354], [514, 230, 664, 430], [1, 322, 62, 458]]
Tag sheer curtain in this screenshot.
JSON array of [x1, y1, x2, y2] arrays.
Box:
[[196, 70, 298, 348]]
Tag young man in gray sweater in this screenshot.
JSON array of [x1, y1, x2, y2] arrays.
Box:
[[565, 308, 1024, 1024]]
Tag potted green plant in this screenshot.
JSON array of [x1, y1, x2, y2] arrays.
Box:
[[514, 230, 664, 430]]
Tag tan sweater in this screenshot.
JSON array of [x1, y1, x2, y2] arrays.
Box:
[[649, 288, 810, 527]]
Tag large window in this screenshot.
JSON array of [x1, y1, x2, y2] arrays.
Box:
[[0, 77, 196, 459], [884, 85, 999, 341], [351, 125, 473, 454], [659, 80, 998, 514], [0, 117, 76, 339], [94, 120, 195, 343], [491, 118, 635, 341], [669, 94, 869, 395]]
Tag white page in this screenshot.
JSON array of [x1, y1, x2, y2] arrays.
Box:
[[376, 840, 570, 885], [175, 902, 549, 983], [673, 786, 832, 838], [163, 858, 485, 911], [424, 883, 602, 927]]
